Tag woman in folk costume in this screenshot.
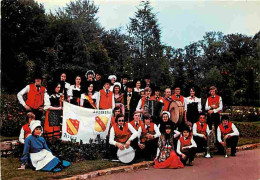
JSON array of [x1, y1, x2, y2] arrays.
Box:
[[184, 87, 202, 125], [80, 81, 97, 109], [59, 73, 70, 101], [133, 79, 143, 95], [113, 82, 125, 114], [158, 111, 178, 135], [158, 111, 180, 150], [154, 123, 184, 169], [68, 75, 82, 105], [44, 82, 63, 140], [19, 120, 70, 172], [176, 126, 197, 166]]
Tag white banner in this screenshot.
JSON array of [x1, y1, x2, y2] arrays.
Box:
[[61, 102, 112, 144]]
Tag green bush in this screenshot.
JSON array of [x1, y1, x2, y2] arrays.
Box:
[[234, 122, 260, 137], [226, 106, 260, 122], [0, 94, 27, 137]]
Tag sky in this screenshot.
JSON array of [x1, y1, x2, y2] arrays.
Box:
[[36, 0, 260, 49]]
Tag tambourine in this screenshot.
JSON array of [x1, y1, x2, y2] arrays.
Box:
[[117, 146, 135, 164]]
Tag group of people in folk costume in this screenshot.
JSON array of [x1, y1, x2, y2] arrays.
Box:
[[17, 70, 239, 171]]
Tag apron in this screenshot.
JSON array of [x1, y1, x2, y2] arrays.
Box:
[[30, 149, 55, 170]]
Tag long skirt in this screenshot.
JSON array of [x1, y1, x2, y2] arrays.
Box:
[[154, 150, 184, 169], [43, 110, 61, 140]]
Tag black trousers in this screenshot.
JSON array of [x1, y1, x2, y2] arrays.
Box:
[[193, 136, 207, 153], [219, 136, 239, 155], [179, 147, 197, 164], [30, 108, 44, 122], [137, 138, 159, 161]]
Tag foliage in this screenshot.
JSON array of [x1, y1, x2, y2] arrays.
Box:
[[234, 122, 260, 138], [0, 94, 27, 137], [1, 0, 259, 106], [225, 106, 260, 122]]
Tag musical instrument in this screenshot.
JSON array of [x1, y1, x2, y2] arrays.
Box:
[[144, 100, 163, 117], [205, 130, 215, 158], [168, 101, 184, 124], [117, 146, 135, 163]]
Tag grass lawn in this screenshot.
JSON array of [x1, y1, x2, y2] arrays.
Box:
[[1, 157, 122, 180], [238, 137, 260, 146], [233, 121, 260, 127]]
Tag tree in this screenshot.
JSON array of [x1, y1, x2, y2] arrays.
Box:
[[127, 0, 170, 86], [2, 0, 47, 92]]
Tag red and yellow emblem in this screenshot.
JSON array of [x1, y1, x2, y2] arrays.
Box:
[[94, 116, 108, 132], [66, 118, 80, 135]]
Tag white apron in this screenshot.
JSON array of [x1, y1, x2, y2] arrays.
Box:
[[30, 149, 56, 170]]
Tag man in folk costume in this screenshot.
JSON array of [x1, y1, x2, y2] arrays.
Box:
[[19, 112, 36, 144], [120, 74, 129, 94], [96, 79, 115, 110], [177, 126, 197, 166], [162, 87, 172, 111], [95, 70, 103, 91], [192, 113, 210, 153], [136, 87, 155, 112], [17, 73, 48, 120], [59, 73, 70, 101], [129, 111, 143, 137], [217, 115, 239, 156], [138, 113, 161, 161], [109, 114, 138, 159], [171, 86, 185, 104], [151, 86, 164, 125], [205, 86, 223, 137], [124, 82, 141, 121]]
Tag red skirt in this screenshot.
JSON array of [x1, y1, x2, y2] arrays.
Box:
[[43, 110, 61, 140], [154, 150, 184, 169]]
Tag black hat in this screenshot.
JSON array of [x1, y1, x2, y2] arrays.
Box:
[[103, 79, 111, 85], [221, 115, 229, 121], [144, 74, 150, 79], [126, 82, 134, 88], [165, 122, 173, 130], [121, 74, 129, 79], [34, 73, 43, 80], [154, 86, 160, 92], [182, 125, 191, 133]]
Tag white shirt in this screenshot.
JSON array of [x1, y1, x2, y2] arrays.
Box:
[[176, 137, 197, 155], [80, 92, 98, 107], [67, 85, 81, 99], [109, 123, 138, 146], [205, 96, 223, 113], [134, 87, 143, 93], [138, 124, 161, 142], [217, 123, 239, 143], [18, 127, 31, 144], [17, 84, 48, 107], [184, 96, 202, 112], [192, 123, 210, 138]]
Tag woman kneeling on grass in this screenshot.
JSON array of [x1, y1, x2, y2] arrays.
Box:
[[19, 120, 70, 172]]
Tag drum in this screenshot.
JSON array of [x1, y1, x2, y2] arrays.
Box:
[[168, 100, 184, 124], [117, 146, 135, 164]]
